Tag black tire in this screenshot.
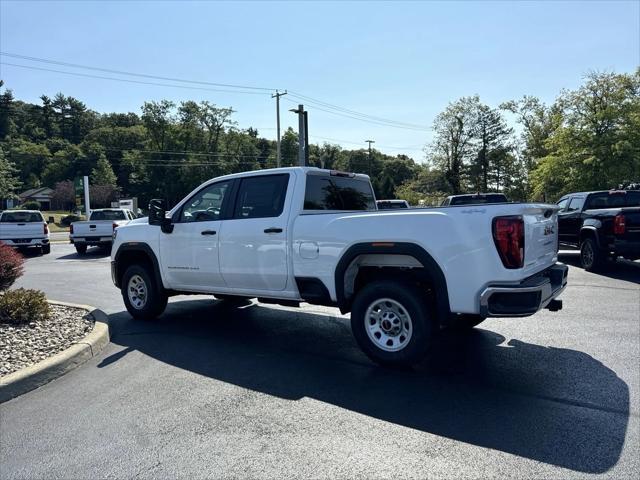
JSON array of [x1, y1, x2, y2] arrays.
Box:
[[75, 244, 87, 255], [121, 264, 168, 320], [580, 237, 605, 272], [42, 244, 51, 255], [350, 281, 435, 367]]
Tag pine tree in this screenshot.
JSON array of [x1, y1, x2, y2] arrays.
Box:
[[91, 155, 117, 186]]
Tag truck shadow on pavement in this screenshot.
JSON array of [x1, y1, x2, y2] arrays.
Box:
[[558, 252, 640, 284], [101, 299, 629, 474]]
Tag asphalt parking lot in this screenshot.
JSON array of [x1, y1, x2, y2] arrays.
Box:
[[1, 243, 639, 479]]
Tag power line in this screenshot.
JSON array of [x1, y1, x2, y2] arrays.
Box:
[[310, 134, 424, 151], [1, 51, 431, 132], [0, 52, 275, 92], [0, 62, 269, 96], [287, 91, 430, 130], [282, 96, 428, 131]]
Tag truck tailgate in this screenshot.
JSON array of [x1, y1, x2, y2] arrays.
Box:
[[0, 222, 45, 240], [72, 221, 114, 237], [522, 206, 560, 272], [620, 207, 640, 242]]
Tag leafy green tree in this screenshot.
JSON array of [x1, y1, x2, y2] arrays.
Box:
[[0, 81, 15, 140], [428, 96, 478, 193], [0, 148, 22, 198], [91, 154, 117, 185]]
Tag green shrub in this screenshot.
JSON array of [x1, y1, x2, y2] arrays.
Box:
[[0, 288, 51, 325], [20, 200, 41, 210], [60, 214, 81, 226], [0, 242, 24, 291]]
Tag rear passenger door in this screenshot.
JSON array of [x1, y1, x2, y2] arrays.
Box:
[[219, 174, 291, 292]]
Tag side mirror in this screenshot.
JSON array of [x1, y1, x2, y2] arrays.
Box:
[[148, 199, 166, 226], [148, 199, 174, 233]]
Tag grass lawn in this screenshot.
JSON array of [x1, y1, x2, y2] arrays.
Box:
[[41, 211, 86, 232]]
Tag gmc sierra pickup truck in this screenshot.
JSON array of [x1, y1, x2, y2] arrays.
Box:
[[111, 167, 567, 366], [70, 208, 134, 254], [0, 210, 50, 254], [557, 190, 640, 271]]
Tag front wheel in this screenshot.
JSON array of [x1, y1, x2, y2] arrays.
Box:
[[350, 281, 434, 367], [580, 237, 605, 272], [121, 264, 168, 320]]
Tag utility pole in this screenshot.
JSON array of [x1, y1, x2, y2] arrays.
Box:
[[271, 90, 287, 167], [365, 139, 375, 176], [303, 111, 309, 166], [82, 175, 91, 218], [289, 104, 306, 166]]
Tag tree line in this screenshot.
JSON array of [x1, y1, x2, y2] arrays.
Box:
[[0, 69, 638, 210]]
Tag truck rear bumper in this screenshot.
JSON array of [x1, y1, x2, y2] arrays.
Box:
[[0, 238, 49, 248], [479, 263, 568, 317], [611, 239, 640, 260], [70, 236, 113, 246]]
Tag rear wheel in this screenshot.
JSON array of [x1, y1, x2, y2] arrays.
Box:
[[42, 244, 51, 255], [121, 264, 168, 320], [580, 237, 605, 272], [75, 244, 87, 255], [350, 281, 434, 367]]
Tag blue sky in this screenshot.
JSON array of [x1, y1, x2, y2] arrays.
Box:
[[1, 0, 638, 160]]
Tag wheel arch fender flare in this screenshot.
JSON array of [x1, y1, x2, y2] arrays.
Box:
[[580, 224, 602, 247], [334, 242, 451, 322], [113, 243, 164, 292]]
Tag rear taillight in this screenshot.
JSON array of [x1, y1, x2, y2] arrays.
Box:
[[614, 214, 626, 235], [112, 222, 118, 232], [70, 224, 74, 234], [44, 223, 48, 235], [492, 216, 525, 269]]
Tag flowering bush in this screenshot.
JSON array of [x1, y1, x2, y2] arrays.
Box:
[[0, 242, 24, 291]]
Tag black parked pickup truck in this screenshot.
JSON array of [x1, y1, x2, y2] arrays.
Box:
[[557, 190, 640, 271]]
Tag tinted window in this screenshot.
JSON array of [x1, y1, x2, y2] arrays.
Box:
[[377, 201, 408, 209], [181, 181, 231, 222], [0, 211, 43, 223], [304, 175, 376, 210], [90, 210, 127, 221], [557, 198, 569, 210], [585, 191, 640, 209], [234, 174, 289, 219], [567, 196, 585, 212], [449, 194, 507, 205]]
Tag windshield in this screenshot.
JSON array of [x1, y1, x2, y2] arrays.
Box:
[[585, 191, 640, 209], [90, 210, 127, 221], [0, 211, 44, 223]]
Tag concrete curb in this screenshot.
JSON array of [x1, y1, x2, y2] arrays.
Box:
[[0, 301, 110, 404]]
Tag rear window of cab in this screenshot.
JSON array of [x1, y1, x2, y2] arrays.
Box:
[[0, 211, 44, 223], [304, 175, 376, 211]]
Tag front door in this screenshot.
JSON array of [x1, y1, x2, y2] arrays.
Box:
[[160, 180, 233, 290], [558, 196, 585, 245], [219, 174, 290, 291]]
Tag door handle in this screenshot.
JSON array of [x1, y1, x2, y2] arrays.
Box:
[[264, 227, 283, 234], [201, 230, 217, 235]]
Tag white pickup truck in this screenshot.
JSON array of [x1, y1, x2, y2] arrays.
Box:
[[110, 167, 567, 366], [70, 208, 134, 254], [0, 210, 50, 254]]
